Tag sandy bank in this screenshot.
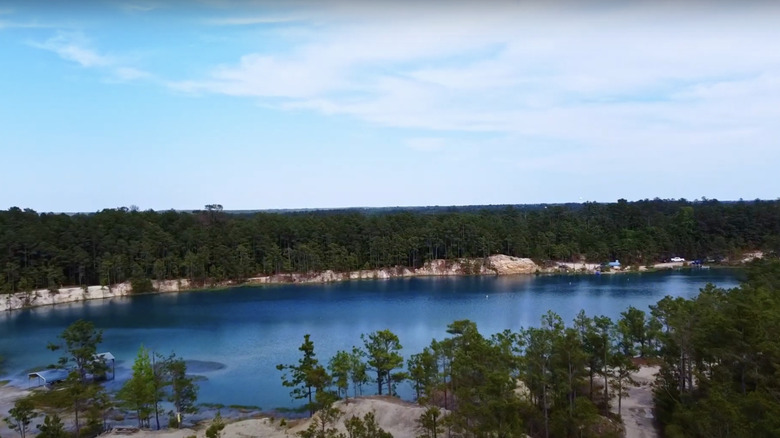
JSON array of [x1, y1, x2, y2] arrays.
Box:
[[2, 252, 746, 312], [101, 397, 429, 438], [611, 365, 660, 438], [0, 384, 34, 437], [1, 255, 539, 312]]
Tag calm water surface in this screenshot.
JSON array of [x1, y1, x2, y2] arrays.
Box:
[[0, 269, 740, 409]]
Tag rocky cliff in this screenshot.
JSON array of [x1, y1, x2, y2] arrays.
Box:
[[1, 256, 539, 311]]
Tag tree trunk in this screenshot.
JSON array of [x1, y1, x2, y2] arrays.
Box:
[[74, 405, 81, 437]]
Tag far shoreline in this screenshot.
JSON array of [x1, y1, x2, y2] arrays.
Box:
[[1, 253, 752, 313]]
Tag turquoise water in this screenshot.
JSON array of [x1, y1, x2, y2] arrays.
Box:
[[0, 269, 740, 409]]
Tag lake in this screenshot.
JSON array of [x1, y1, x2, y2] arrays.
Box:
[[0, 269, 740, 410]]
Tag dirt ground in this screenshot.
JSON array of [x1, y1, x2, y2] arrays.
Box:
[[612, 366, 660, 438], [99, 397, 429, 438], [1, 382, 428, 438]]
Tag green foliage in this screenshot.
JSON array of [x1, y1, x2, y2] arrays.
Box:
[[277, 334, 330, 415], [130, 277, 155, 294], [48, 319, 105, 382], [416, 406, 443, 438], [328, 350, 352, 400], [167, 355, 199, 427], [618, 306, 649, 357], [344, 411, 393, 438], [167, 413, 179, 429], [348, 347, 369, 398], [205, 412, 225, 438], [2, 199, 776, 293], [117, 345, 155, 428], [407, 348, 437, 402], [38, 320, 109, 437], [298, 392, 343, 438], [117, 346, 198, 429], [362, 330, 404, 396], [36, 414, 67, 438], [448, 320, 524, 437], [652, 258, 780, 437], [5, 398, 38, 438]]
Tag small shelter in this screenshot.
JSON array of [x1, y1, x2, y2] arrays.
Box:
[[95, 352, 116, 380], [28, 369, 70, 387]]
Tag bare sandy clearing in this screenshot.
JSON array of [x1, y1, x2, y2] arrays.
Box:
[[100, 397, 429, 438], [612, 365, 660, 438]]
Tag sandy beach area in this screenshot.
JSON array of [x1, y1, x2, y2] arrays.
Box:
[[612, 365, 660, 438], [0, 383, 34, 437], [0, 383, 428, 438]]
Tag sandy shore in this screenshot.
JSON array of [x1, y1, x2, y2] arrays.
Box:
[[1, 382, 427, 438], [2, 253, 732, 313], [101, 397, 428, 438], [0, 384, 34, 437], [612, 365, 660, 438]]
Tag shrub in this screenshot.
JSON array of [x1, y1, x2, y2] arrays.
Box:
[[130, 277, 155, 294]]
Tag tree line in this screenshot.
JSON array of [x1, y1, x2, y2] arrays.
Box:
[[2, 199, 779, 293], [278, 258, 780, 438]]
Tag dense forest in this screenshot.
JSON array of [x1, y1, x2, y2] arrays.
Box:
[[282, 258, 780, 438], [1, 199, 779, 293]]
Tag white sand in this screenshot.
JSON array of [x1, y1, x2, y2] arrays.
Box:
[[101, 397, 429, 438], [0, 384, 35, 437], [612, 366, 660, 438]]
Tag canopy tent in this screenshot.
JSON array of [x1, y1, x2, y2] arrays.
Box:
[[28, 352, 116, 386], [96, 352, 116, 380], [28, 369, 70, 387]]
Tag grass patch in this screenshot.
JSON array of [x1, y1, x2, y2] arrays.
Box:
[[272, 405, 309, 414], [228, 404, 262, 411], [0, 379, 10, 386], [200, 402, 225, 409]]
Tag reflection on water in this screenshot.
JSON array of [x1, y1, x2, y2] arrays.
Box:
[[0, 269, 739, 408]]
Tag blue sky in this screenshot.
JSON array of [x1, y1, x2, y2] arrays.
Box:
[[1, 0, 779, 212]]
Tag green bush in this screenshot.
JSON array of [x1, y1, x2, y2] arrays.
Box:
[[130, 277, 155, 294]]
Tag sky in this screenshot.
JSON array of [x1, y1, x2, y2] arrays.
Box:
[[1, 0, 779, 212]]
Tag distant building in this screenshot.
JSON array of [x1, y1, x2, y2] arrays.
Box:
[[608, 260, 621, 268]]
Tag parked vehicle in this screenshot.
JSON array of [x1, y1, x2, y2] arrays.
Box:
[[671, 257, 685, 262]]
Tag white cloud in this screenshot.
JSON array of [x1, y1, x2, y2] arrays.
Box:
[[406, 137, 447, 152], [205, 16, 300, 25], [114, 67, 152, 81], [118, 2, 161, 13], [164, 1, 780, 174], [32, 33, 152, 82], [32, 33, 113, 67]]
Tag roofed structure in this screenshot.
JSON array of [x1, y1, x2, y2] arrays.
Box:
[[28, 368, 70, 387]]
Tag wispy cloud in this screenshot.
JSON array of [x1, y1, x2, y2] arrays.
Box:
[[165, 0, 780, 169], [205, 16, 300, 26], [118, 2, 161, 13], [406, 137, 448, 152], [31, 32, 152, 82], [0, 18, 52, 30], [114, 67, 152, 81], [32, 33, 113, 67]]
